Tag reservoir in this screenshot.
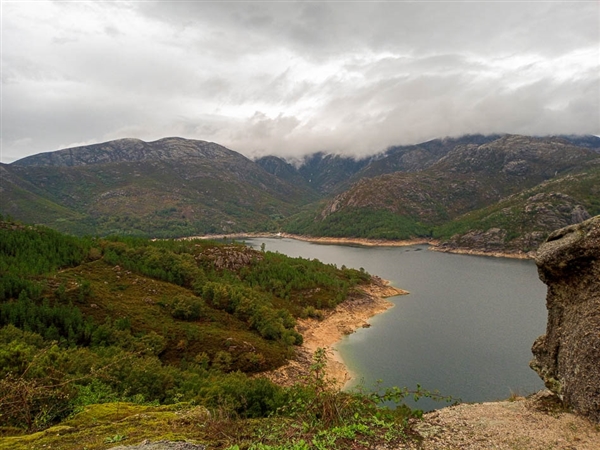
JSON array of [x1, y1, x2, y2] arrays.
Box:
[[245, 238, 547, 410]]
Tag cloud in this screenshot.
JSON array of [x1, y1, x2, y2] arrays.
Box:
[[1, 1, 598, 163]]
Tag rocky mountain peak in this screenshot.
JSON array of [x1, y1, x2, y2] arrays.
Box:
[[11, 137, 240, 168]]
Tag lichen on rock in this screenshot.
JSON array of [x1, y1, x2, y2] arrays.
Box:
[[530, 215, 600, 422]]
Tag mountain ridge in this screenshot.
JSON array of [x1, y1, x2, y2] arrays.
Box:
[[3, 133, 600, 254], [12, 137, 242, 167], [2, 138, 318, 237]]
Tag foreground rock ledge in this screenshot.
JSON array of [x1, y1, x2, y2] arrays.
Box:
[[531, 215, 600, 422], [415, 391, 599, 450]]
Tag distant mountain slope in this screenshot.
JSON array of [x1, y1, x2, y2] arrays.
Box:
[[13, 137, 239, 167], [296, 152, 373, 194], [257, 152, 374, 195], [433, 161, 600, 254], [2, 138, 318, 237], [254, 155, 316, 193], [4, 133, 598, 251], [0, 164, 88, 230], [284, 135, 600, 251], [350, 134, 503, 181], [555, 134, 600, 151], [257, 135, 503, 195]]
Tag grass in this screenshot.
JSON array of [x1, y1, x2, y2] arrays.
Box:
[[0, 349, 450, 450]]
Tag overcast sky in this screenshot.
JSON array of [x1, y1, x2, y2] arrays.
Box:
[[1, 1, 599, 163]]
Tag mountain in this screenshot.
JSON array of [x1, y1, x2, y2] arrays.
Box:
[[3, 133, 599, 253], [257, 135, 503, 195], [254, 155, 315, 193], [555, 134, 600, 151], [2, 137, 318, 237], [256, 152, 373, 195], [284, 135, 600, 252], [433, 162, 600, 254], [349, 134, 503, 181]]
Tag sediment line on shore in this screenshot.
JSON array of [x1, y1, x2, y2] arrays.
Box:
[[261, 276, 407, 389], [187, 232, 435, 248], [187, 232, 533, 259], [429, 245, 534, 260]]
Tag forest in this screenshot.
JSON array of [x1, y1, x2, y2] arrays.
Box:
[[283, 208, 431, 240], [0, 217, 440, 449]]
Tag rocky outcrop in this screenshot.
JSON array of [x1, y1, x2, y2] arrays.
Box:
[[196, 245, 262, 271], [435, 192, 593, 257], [11, 137, 238, 167], [530, 215, 600, 422]]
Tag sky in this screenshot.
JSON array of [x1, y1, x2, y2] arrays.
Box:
[[1, 1, 599, 163]]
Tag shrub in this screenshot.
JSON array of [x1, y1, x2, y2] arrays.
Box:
[[169, 295, 207, 321]]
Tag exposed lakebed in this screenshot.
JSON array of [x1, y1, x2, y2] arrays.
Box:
[[244, 238, 547, 410]]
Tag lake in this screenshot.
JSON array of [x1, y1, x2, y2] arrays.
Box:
[[244, 238, 547, 410]]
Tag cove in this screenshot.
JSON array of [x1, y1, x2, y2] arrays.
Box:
[[244, 238, 547, 410]]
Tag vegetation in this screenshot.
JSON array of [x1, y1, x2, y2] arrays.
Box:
[[432, 165, 600, 251], [0, 218, 450, 449], [1, 347, 452, 450], [283, 208, 430, 240], [2, 139, 319, 238]]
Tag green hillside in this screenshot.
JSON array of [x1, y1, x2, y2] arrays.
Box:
[[1, 138, 318, 238], [4, 134, 599, 254], [0, 219, 442, 449], [433, 162, 600, 253], [284, 135, 600, 253]]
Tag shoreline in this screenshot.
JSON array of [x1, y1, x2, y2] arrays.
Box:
[[429, 245, 534, 260], [278, 233, 434, 248], [261, 276, 407, 389], [187, 231, 434, 248], [187, 232, 533, 259]]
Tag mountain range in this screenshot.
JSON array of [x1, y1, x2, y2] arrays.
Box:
[[2, 133, 599, 255]]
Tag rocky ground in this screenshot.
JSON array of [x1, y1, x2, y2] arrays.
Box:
[[408, 391, 600, 450]]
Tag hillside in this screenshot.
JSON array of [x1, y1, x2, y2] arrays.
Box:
[[284, 135, 600, 253], [3, 218, 600, 449], [0, 221, 405, 433], [1, 138, 318, 237], [3, 134, 600, 253], [256, 135, 504, 196], [433, 163, 600, 255]]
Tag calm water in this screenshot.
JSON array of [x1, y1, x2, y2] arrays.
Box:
[[244, 238, 547, 410]]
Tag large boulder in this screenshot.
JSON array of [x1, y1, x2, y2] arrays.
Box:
[[530, 215, 600, 422]]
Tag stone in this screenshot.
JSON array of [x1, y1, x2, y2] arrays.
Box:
[[109, 440, 205, 450], [530, 215, 600, 422]]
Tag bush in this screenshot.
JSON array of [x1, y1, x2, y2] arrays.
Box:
[[169, 295, 207, 321], [201, 373, 286, 418]]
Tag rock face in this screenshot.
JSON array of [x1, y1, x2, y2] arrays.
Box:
[[436, 192, 593, 256], [531, 215, 600, 422]]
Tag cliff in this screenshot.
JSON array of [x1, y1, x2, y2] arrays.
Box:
[[530, 215, 600, 422]]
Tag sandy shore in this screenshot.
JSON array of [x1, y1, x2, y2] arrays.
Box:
[[279, 233, 435, 248], [430, 245, 534, 260], [187, 232, 435, 248], [262, 276, 407, 388]]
